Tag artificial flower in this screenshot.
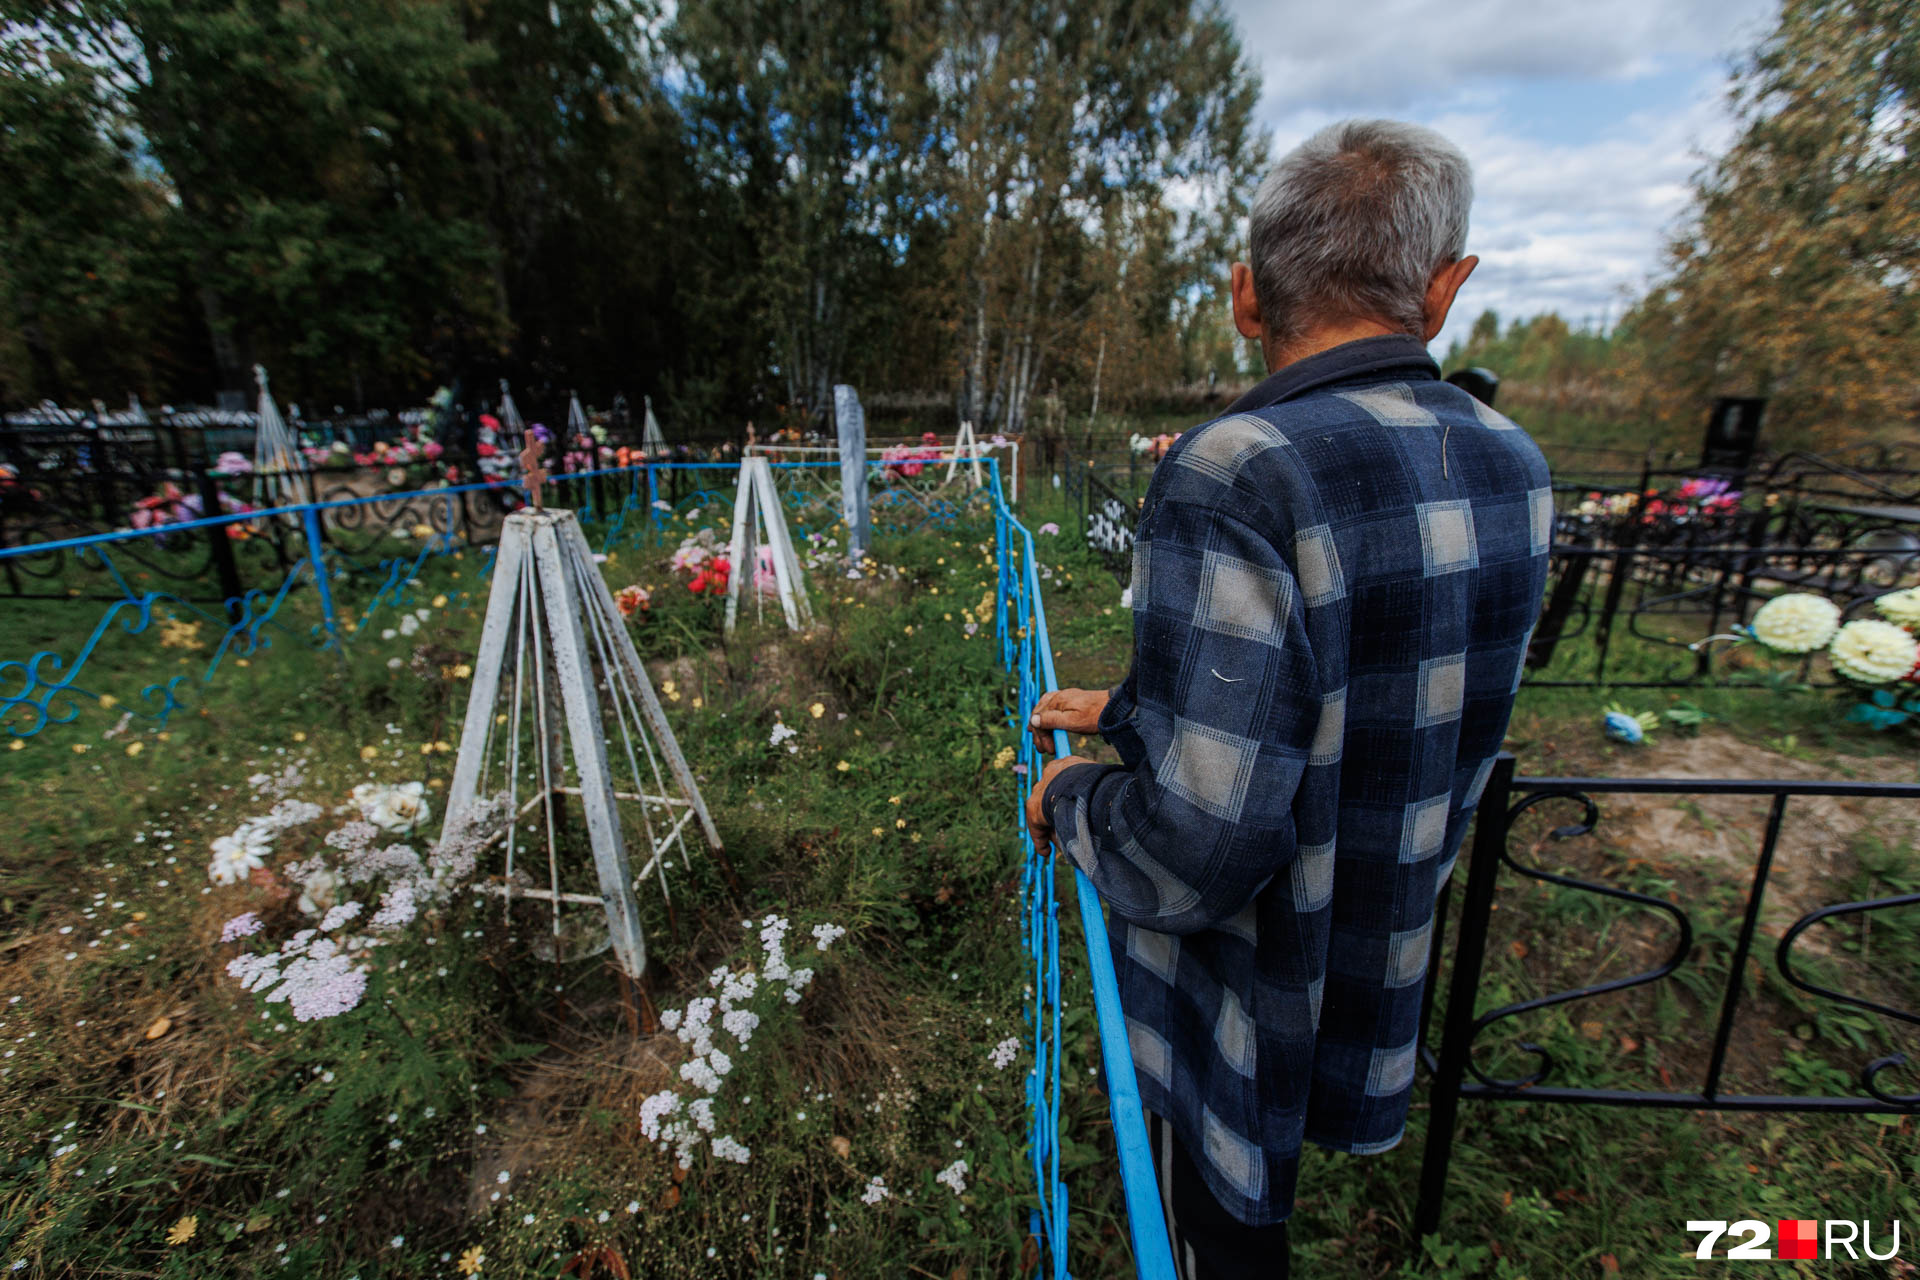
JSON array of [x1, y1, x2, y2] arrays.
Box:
[[1872, 586, 1920, 630], [1829, 619, 1920, 685], [1748, 593, 1840, 654]]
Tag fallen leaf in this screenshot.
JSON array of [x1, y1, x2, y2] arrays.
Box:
[[1601, 1254, 1620, 1274], [145, 1016, 172, 1040], [829, 1135, 851, 1160], [659, 1185, 680, 1210], [1580, 1021, 1605, 1040], [1510, 940, 1529, 959], [1618, 1036, 1640, 1053]]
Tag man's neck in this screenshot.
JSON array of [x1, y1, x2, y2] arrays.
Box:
[[1264, 319, 1405, 373]]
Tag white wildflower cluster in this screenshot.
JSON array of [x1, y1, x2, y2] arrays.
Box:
[[220, 911, 264, 942], [318, 902, 363, 932], [246, 760, 309, 800], [988, 1037, 1021, 1071], [211, 785, 510, 1023], [638, 915, 845, 1170], [810, 923, 846, 952], [710, 1135, 752, 1164], [768, 720, 799, 752], [936, 1159, 969, 1197], [370, 882, 418, 931], [860, 1176, 890, 1205], [225, 931, 368, 1022]]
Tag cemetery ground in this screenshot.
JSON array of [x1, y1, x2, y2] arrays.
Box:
[[2, 492, 1917, 1279]]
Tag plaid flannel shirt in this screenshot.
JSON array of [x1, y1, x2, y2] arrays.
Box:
[[1044, 335, 1551, 1226]]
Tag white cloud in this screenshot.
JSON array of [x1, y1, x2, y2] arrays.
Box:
[[1218, 0, 1780, 352], [1227, 0, 1774, 117]]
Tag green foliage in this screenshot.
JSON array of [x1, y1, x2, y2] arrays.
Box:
[[1619, 0, 1920, 449], [3, 0, 1265, 426]]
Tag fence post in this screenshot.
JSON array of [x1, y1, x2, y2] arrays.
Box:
[[1414, 753, 1515, 1238], [196, 469, 246, 620], [299, 502, 339, 641]]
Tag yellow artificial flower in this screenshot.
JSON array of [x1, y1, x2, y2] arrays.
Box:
[[71, 743, 88, 754], [432, 594, 449, 608], [99, 694, 118, 710], [7, 740, 22, 751], [293, 731, 307, 742], [809, 702, 825, 719], [871, 827, 884, 837], [166, 1214, 198, 1246], [888, 794, 901, 805], [457, 1246, 485, 1275], [992, 745, 1016, 770], [835, 760, 851, 772], [126, 741, 144, 757], [895, 818, 907, 829], [360, 746, 378, 761]]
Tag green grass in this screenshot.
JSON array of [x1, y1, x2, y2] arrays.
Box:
[[4, 483, 1917, 1279]]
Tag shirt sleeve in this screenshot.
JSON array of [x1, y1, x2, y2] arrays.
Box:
[[1042, 499, 1322, 935]]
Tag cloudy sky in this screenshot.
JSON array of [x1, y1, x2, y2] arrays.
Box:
[[1221, 0, 1780, 353]]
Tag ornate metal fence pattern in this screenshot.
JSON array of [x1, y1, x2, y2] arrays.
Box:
[[1415, 756, 1920, 1236]]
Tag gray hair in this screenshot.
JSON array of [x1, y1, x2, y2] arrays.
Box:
[[1247, 119, 1473, 346]]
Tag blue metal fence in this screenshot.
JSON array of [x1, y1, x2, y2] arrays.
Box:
[[986, 458, 1176, 1279]]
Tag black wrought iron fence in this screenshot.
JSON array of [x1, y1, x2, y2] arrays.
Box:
[[1415, 755, 1920, 1235]]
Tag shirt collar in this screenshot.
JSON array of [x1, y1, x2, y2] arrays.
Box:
[[1227, 335, 1440, 414]]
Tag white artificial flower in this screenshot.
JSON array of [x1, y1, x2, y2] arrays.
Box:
[[208, 828, 272, 886], [1829, 619, 1920, 685], [1873, 586, 1920, 629], [296, 867, 345, 917], [368, 782, 430, 833], [1749, 592, 1840, 654]]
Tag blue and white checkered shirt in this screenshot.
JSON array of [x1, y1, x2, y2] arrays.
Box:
[[1044, 336, 1551, 1226]]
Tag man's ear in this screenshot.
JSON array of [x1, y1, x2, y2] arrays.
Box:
[[1423, 255, 1479, 341], [1230, 262, 1265, 341]]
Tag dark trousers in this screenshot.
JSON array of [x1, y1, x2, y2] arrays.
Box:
[[1147, 1112, 1291, 1280]]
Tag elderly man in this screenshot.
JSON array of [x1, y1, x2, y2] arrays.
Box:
[[1026, 119, 1551, 1278]]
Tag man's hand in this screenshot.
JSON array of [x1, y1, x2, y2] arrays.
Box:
[[1029, 687, 1108, 751], [1026, 754, 1094, 856]]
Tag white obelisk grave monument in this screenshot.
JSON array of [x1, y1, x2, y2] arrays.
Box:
[[440, 453, 721, 981]]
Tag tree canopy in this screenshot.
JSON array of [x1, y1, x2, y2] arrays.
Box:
[[0, 0, 1264, 427], [1621, 0, 1920, 447]]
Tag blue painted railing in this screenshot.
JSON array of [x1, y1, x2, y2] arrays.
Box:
[[986, 457, 1175, 1279], [1, 458, 979, 740], [0, 463, 753, 738]]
